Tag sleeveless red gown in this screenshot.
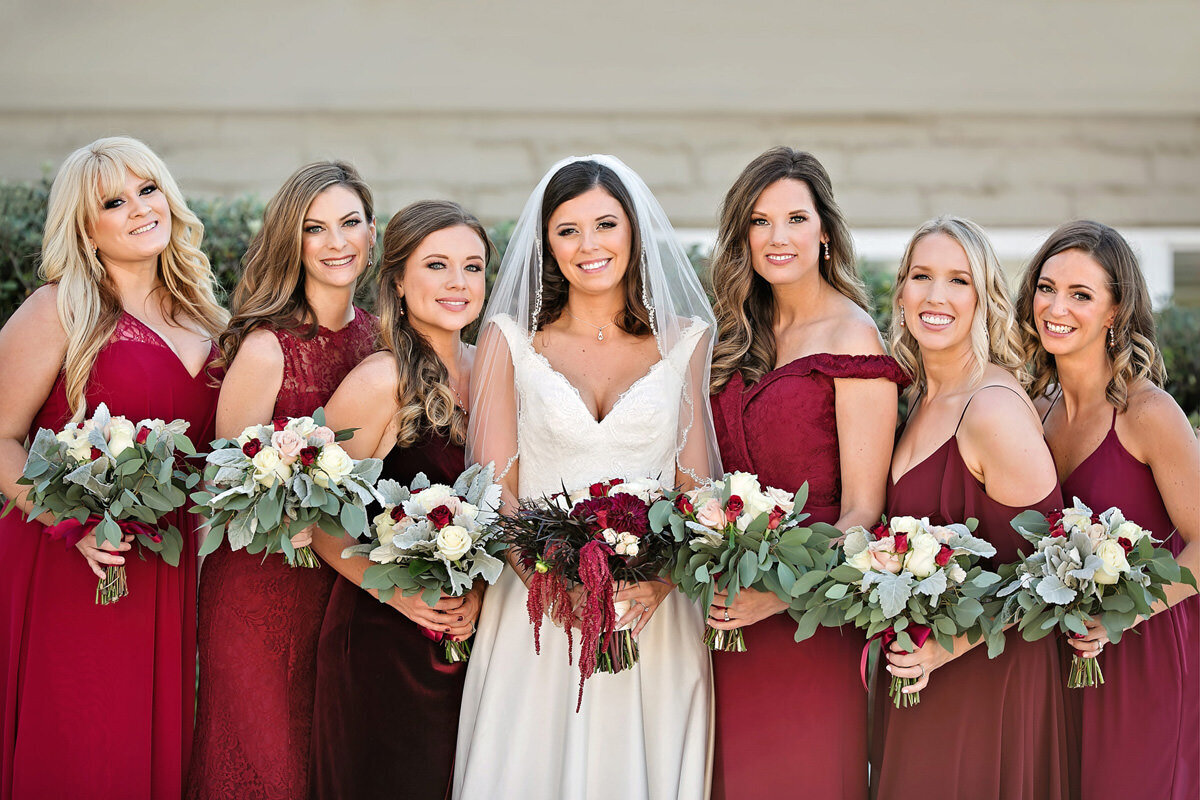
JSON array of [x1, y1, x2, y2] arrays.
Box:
[[870, 393, 1069, 800], [309, 432, 467, 800], [0, 313, 219, 800], [1058, 407, 1198, 800], [187, 309, 376, 800], [710, 353, 909, 800]]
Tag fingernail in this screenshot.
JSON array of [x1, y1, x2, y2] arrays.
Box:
[[886, 665, 893, 673], [458, 616, 464, 621]]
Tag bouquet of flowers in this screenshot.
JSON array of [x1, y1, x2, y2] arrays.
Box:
[[341, 463, 505, 662], [798, 515, 998, 707], [9, 403, 198, 604], [998, 500, 1195, 688], [502, 477, 674, 710], [660, 473, 840, 652], [193, 410, 382, 567]]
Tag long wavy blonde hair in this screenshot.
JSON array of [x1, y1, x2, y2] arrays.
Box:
[[376, 201, 493, 448], [39, 136, 227, 418], [1015, 220, 1165, 411], [710, 147, 869, 392], [889, 216, 1026, 398]]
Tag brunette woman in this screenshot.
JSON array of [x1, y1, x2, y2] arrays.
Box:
[[871, 217, 1068, 800], [187, 162, 378, 800], [706, 147, 906, 800], [307, 201, 489, 799], [0, 137, 226, 799], [1017, 220, 1198, 800]]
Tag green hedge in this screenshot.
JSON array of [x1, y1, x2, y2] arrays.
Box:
[[1, 180, 1196, 420]]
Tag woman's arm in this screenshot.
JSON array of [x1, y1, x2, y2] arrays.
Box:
[[215, 328, 284, 440]]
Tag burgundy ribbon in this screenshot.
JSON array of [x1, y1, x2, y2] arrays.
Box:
[[45, 516, 159, 549], [419, 626, 446, 644], [860, 623, 932, 690]]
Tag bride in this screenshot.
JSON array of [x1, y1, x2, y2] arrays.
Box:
[[455, 156, 722, 799]]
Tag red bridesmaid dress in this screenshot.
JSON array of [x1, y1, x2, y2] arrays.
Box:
[[187, 309, 376, 800], [1058, 406, 1198, 800], [710, 353, 909, 800], [0, 313, 219, 800], [870, 387, 1069, 800]]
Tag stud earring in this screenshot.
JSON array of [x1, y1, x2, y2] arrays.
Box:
[[899, 306, 906, 327], [823, 241, 831, 261]]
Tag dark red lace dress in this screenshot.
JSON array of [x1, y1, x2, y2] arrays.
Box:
[[0, 313, 219, 800], [187, 309, 376, 800], [870, 390, 1069, 800], [1058, 407, 1198, 800], [710, 354, 909, 800], [309, 432, 467, 800]]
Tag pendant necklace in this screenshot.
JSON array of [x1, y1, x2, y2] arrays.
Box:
[[567, 311, 614, 341]]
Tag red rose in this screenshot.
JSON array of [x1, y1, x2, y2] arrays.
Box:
[[1118, 537, 1134, 554], [1046, 511, 1064, 526], [935, 544, 954, 567], [893, 533, 909, 554], [674, 494, 694, 514], [135, 426, 150, 445], [589, 482, 608, 497], [242, 438, 263, 457], [272, 417, 287, 432], [90, 447, 103, 461], [725, 495, 744, 524], [299, 446, 318, 466], [767, 506, 785, 530], [427, 505, 453, 529], [871, 522, 890, 539], [389, 505, 406, 522]]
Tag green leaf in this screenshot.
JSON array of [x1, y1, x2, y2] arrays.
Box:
[[340, 502, 367, 537]]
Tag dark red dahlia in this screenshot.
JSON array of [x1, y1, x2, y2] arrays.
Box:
[[242, 438, 263, 457], [572, 493, 650, 536]]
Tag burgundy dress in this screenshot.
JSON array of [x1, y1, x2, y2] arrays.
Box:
[[870, 389, 1069, 800], [309, 433, 467, 800], [188, 309, 376, 800], [0, 313, 219, 800], [710, 353, 909, 800], [1059, 407, 1198, 800]]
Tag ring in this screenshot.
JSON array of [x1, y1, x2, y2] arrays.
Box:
[[723, 609, 731, 622], [918, 664, 926, 679], [1097, 641, 1105, 652]]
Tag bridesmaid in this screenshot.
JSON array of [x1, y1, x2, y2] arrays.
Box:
[[707, 147, 905, 800], [1016, 220, 1198, 800], [0, 137, 226, 799], [308, 201, 488, 800], [188, 162, 378, 800], [871, 216, 1068, 799]]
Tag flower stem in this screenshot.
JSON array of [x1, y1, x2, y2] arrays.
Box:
[[289, 545, 320, 569], [1067, 654, 1106, 689], [444, 639, 472, 664], [889, 674, 920, 708], [596, 630, 640, 674], [703, 625, 747, 652], [96, 565, 128, 605]]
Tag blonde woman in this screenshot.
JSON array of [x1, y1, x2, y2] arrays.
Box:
[[1017, 221, 1197, 800], [871, 217, 1067, 799], [0, 136, 226, 799], [187, 162, 378, 800], [706, 147, 905, 800]]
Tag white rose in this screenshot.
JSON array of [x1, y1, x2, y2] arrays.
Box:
[[929, 525, 957, 544], [1094, 539, 1130, 584], [313, 443, 354, 488], [455, 502, 479, 522], [106, 417, 137, 456], [1062, 509, 1093, 535], [725, 471, 762, 503], [889, 516, 924, 538], [56, 427, 92, 462], [373, 509, 397, 546], [903, 530, 941, 578], [252, 447, 292, 487], [946, 563, 967, 583], [435, 525, 472, 561], [764, 485, 795, 515], [410, 484, 456, 514], [237, 425, 273, 447], [601, 528, 618, 546], [846, 548, 873, 572], [1113, 520, 1149, 545], [286, 417, 318, 437], [608, 477, 663, 502]]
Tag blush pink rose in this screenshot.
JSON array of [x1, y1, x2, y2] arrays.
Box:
[[696, 498, 726, 529], [270, 429, 305, 463], [309, 426, 337, 446]]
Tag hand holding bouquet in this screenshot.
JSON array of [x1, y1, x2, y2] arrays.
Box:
[[194, 410, 383, 567], [661, 473, 839, 652], [502, 477, 673, 710], [10, 403, 198, 604], [799, 515, 998, 707], [342, 463, 504, 662], [998, 500, 1195, 688]]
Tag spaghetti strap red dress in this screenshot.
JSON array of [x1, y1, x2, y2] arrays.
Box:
[[187, 309, 376, 800], [0, 313, 219, 800], [1058, 407, 1198, 800], [710, 353, 909, 800]]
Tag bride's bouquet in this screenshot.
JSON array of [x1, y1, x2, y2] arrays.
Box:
[[502, 477, 675, 710], [798, 515, 999, 707], [9, 403, 199, 604], [193, 410, 382, 567], [661, 474, 839, 652], [341, 463, 505, 662], [997, 500, 1194, 688]]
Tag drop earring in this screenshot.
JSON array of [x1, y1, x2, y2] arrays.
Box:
[[823, 241, 830, 261], [899, 306, 906, 327], [1108, 326, 1115, 347]]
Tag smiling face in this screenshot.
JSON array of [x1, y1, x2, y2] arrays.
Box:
[[397, 224, 487, 337], [1032, 248, 1116, 358], [300, 184, 376, 292], [746, 178, 826, 286], [898, 232, 978, 354], [545, 186, 633, 299], [87, 171, 172, 268]]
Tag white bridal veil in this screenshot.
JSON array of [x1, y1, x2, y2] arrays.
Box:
[[466, 154, 722, 494]]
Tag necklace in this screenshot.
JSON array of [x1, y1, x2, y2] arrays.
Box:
[[449, 381, 467, 412], [567, 311, 615, 341]]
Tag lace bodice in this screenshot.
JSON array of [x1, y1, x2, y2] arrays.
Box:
[[271, 307, 377, 418], [493, 314, 708, 498]]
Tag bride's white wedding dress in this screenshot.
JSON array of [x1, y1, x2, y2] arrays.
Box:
[[453, 314, 713, 800]]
